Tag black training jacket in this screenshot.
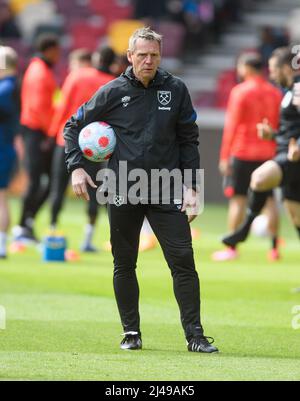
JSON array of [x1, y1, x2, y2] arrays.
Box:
[[64, 67, 200, 190], [276, 75, 300, 154]]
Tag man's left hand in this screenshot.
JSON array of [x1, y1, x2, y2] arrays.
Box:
[[182, 188, 199, 223], [257, 118, 274, 141], [288, 138, 300, 162]]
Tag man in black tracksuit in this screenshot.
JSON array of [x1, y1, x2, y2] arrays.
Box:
[[223, 47, 300, 248], [64, 28, 218, 353]]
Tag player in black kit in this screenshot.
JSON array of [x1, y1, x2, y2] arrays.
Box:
[[223, 47, 300, 248]]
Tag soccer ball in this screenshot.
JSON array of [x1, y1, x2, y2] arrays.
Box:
[[251, 215, 270, 238], [79, 122, 116, 162]]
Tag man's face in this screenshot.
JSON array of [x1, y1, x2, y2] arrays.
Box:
[[269, 57, 288, 87], [237, 62, 247, 81], [69, 58, 86, 72], [45, 46, 61, 66], [127, 39, 161, 85]]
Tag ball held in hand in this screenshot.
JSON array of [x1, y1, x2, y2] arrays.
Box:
[[79, 122, 116, 162]]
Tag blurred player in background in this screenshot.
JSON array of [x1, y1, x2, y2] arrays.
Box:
[[213, 53, 283, 262], [93, 46, 116, 75], [110, 54, 131, 77], [14, 35, 60, 243], [49, 49, 114, 252], [0, 46, 19, 258], [223, 47, 300, 251]]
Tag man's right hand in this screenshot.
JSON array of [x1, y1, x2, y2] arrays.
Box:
[[288, 138, 300, 162], [257, 118, 274, 141], [219, 160, 232, 177], [71, 168, 97, 201]]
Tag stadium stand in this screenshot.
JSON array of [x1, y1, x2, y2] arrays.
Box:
[[9, 0, 41, 14], [69, 18, 107, 51], [108, 19, 144, 55], [1, 0, 299, 202], [0, 1, 20, 38], [175, 0, 294, 113], [16, 1, 60, 42], [0, 0, 298, 108]]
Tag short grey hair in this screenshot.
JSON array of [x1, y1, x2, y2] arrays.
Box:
[[128, 27, 163, 53], [0, 46, 18, 70]]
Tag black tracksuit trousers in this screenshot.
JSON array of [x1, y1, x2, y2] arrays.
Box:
[[20, 126, 54, 227], [50, 145, 101, 226], [108, 202, 203, 341]]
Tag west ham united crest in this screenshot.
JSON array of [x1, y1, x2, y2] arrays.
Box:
[[158, 91, 172, 106]]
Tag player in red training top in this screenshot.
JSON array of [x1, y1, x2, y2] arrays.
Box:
[[49, 49, 114, 252], [213, 53, 283, 262], [14, 35, 60, 243]]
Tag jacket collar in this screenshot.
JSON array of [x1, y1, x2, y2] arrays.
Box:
[[246, 75, 265, 83], [123, 66, 171, 88], [34, 54, 54, 68]]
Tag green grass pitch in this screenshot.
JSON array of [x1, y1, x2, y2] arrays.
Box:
[[0, 199, 300, 381]]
